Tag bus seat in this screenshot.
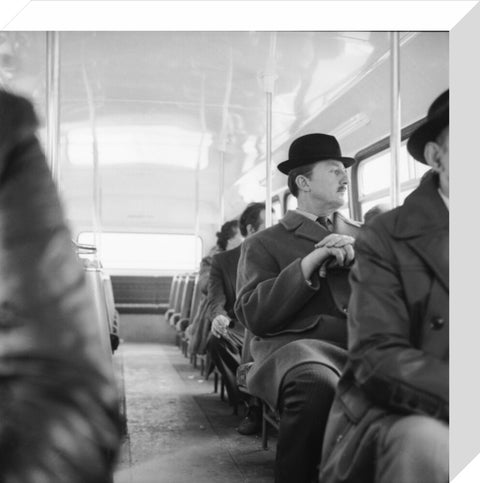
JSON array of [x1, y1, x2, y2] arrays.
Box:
[[237, 362, 279, 450]]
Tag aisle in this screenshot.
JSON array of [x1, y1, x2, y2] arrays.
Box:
[[113, 316, 275, 483]]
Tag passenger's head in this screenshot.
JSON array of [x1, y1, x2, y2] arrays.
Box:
[[363, 203, 390, 225], [407, 90, 449, 197], [215, 219, 242, 251], [278, 133, 355, 213], [239, 202, 266, 238]]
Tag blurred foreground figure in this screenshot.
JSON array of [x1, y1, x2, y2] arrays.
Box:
[[0, 91, 121, 482]]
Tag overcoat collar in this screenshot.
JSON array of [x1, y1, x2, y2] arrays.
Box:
[[393, 173, 449, 291], [280, 210, 357, 243]]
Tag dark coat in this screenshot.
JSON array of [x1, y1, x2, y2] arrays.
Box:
[[207, 244, 244, 335], [234, 210, 361, 407], [320, 174, 449, 483], [0, 91, 120, 481]]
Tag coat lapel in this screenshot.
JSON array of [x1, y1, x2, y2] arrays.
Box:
[[280, 210, 361, 243], [281, 210, 327, 243], [393, 174, 449, 292], [406, 230, 449, 292]]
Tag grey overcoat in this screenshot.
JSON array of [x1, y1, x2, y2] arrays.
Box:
[[234, 210, 360, 407]]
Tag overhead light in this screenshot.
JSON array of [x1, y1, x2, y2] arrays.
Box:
[[67, 125, 212, 169], [330, 112, 370, 140]]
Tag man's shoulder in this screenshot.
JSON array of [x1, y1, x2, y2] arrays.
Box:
[[212, 244, 241, 265]]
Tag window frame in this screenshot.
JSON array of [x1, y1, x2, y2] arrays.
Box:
[[350, 117, 429, 220]]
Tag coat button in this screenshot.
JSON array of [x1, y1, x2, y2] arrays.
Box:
[[430, 316, 445, 330], [342, 306, 348, 314]]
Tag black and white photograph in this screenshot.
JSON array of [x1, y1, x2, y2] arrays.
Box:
[[0, 1, 477, 482]]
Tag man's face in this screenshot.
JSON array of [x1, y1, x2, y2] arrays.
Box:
[[257, 210, 266, 232], [425, 126, 449, 195], [437, 128, 449, 193], [306, 160, 348, 209], [247, 209, 270, 236]]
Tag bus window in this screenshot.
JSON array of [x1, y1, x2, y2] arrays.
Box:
[[77, 232, 202, 272], [357, 142, 430, 218]]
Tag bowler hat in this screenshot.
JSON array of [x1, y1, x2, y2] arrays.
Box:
[[407, 90, 449, 164], [277, 133, 355, 175]]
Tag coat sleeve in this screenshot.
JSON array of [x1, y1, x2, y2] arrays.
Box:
[[198, 255, 213, 295], [206, 255, 229, 321], [348, 225, 448, 421], [234, 234, 319, 337], [0, 91, 121, 482]]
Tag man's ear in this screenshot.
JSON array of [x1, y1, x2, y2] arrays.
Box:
[[246, 224, 255, 235], [296, 175, 310, 192], [423, 141, 442, 173]]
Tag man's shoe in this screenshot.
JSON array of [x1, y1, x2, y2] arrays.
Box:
[[237, 406, 261, 435]]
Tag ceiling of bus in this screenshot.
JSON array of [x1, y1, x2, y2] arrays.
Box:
[[0, 31, 448, 231]]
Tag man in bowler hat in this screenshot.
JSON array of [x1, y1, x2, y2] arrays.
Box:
[[320, 90, 449, 483], [234, 133, 360, 482]]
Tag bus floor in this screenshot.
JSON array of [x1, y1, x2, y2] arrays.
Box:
[[113, 314, 276, 483]]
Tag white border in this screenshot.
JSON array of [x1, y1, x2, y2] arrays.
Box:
[[0, 1, 477, 31]]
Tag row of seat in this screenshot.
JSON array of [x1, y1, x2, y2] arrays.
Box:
[[164, 273, 279, 449], [74, 241, 120, 356]]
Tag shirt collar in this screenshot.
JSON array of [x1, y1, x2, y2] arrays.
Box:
[[438, 188, 449, 210], [295, 208, 333, 222]]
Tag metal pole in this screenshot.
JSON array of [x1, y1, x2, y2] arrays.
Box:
[[46, 32, 61, 184], [390, 31, 401, 208], [82, 62, 102, 257], [194, 73, 206, 268], [194, 135, 202, 268], [265, 91, 273, 228], [263, 33, 277, 228], [219, 150, 225, 226]]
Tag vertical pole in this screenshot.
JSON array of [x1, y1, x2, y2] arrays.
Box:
[[194, 73, 206, 268], [46, 31, 61, 184], [218, 150, 225, 226], [265, 91, 273, 228], [82, 62, 102, 257], [194, 134, 202, 269], [390, 31, 401, 208], [263, 33, 277, 228]]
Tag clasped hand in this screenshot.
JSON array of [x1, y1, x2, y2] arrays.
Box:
[[211, 314, 230, 338], [313, 234, 355, 268]]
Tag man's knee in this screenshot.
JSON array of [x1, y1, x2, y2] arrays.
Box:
[[378, 415, 448, 482], [384, 415, 448, 451], [280, 364, 339, 415]]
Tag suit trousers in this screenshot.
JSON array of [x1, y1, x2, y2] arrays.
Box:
[[276, 362, 339, 483], [375, 415, 448, 483], [206, 330, 245, 407]]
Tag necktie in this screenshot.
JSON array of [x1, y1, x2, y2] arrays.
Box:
[[317, 216, 330, 231]]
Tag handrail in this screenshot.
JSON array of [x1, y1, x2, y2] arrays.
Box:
[[72, 240, 97, 253]]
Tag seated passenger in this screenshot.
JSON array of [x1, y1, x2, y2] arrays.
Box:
[[187, 220, 242, 357], [206, 202, 269, 435], [320, 90, 449, 483], [363, 202, 390, 225], [0, 91, 121, 481], [234, 133, 360, 483]]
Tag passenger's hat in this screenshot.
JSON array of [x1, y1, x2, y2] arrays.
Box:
[[407, 90, 449, 164], [277, 133, 355, 175]]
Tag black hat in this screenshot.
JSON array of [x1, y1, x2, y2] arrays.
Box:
[[277, 133, 355, 175], [407, 90, 449, 164]]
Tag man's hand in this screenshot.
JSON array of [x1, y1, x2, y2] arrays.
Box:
[[301, 234, 355, 280], [315, 234, 355, 268], [211, 314, 230, 338]]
